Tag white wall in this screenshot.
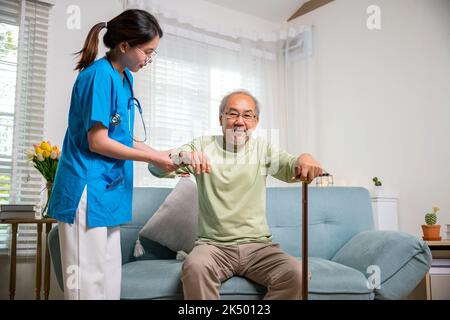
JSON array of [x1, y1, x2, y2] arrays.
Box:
[[45, 0, 124, 144], [131, 0, 279, 35], [288, 0, 450, 237]]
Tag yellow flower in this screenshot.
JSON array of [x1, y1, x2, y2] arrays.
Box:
[[35, 146, 43, 154], [43, 150, 51, 158], [40, 141, 52, 152], [25, 149, 35, 161], [432, 206, 440, 214]]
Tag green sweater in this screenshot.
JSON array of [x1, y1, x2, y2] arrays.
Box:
[[149, 136, 298, 244]]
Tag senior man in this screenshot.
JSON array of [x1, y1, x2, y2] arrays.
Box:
[[150, 90, 322, 299]]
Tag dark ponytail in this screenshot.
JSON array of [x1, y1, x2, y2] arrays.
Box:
[[74, 22, 106, 71], [74, 9, 163, 71]]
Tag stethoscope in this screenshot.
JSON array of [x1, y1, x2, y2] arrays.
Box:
[[108, 60, 148, 143]]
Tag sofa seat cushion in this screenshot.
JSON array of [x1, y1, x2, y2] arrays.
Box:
[[308, 257, 374, 299], [121, 257, 374, 300], [122, 260, 184, 300]]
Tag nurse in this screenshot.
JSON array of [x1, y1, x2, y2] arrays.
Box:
[[48, 9, 177, 300]]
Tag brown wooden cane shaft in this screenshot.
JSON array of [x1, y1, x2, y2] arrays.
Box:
[[302, 181, 308, 300]]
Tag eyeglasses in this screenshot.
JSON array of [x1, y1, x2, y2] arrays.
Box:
[[222, 111, 257, 121], [134, 46, 157, 65]]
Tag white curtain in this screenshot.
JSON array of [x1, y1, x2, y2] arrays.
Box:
[[127, 0, 315, 187], [282, 28, 316, 157]]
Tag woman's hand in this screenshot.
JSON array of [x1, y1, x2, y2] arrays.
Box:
[[150, 149, 178, 173]]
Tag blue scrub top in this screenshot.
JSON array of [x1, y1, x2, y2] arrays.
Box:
[[49, 57, 135, 228]]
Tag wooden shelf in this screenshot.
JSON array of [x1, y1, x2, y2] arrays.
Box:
[[408, 239, 450, 300], [426, 240, 450, 247], [0, 217, 57, 224]]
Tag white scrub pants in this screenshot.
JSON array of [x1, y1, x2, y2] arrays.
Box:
[[58, 186, 122, 300]]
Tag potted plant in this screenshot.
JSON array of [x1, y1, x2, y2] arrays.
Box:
[[25, 140, 61, 218], [372, 177, 383, 196], [422, 206, 441, 241]]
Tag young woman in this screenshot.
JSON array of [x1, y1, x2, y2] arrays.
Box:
[[48, 9, 177, 300]]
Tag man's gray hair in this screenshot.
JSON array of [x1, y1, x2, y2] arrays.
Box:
[[219, 90, 260, 116]]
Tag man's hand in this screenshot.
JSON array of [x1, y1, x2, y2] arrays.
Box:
[[292, 153, 323, 184], [177, 151, 212, 176]]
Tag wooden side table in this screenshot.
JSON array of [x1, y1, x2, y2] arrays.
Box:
[[426, 240, 450, 300], [426, 239, 450, 249], [408, 240, 450, 300], [0, 217, 57, 300]]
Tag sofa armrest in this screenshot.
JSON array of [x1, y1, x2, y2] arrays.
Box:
[[48, 225, 64, 291], [331, 230, 432, 299]]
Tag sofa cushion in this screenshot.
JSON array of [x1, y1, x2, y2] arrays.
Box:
[[138, 177, 198, 254], [122, 260, 184, 300], [120, 257, 374, 300], [266, 187, 374, 260], [308, 257, 374, 299], [331, 230, 432, 299]]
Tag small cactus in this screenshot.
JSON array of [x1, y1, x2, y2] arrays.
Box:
[[425, 206, 439, 225], [425, 213, 437, 225], [372, 177, 382, 186]]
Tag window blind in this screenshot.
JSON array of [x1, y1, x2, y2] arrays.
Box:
[[0, 0, 51, 256], [133, 33, 263, 187]]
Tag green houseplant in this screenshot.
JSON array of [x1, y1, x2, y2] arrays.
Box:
[[372, 177, 382, 186], [422, 206, 441, 241], [372, 177, 383, 196]]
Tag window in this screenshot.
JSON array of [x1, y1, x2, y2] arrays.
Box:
[[0, 0, 51, 256], [0, 19, 19, 254], [0, 23, 18, 203], [133, 32, 265, 187]]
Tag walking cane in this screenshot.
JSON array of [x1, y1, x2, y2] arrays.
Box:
[[301, 179, 309, 300], [301, 172, 327, 300]]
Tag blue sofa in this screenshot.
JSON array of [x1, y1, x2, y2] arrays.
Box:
[[48, 186, 431, 299]]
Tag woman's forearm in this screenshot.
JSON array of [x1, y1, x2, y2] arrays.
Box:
[[88, 123, 156, 162], [91, 137, 156, 162], [134, 141, 157, 153]]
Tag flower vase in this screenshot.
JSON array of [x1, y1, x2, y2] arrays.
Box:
[[41, 181, 52, 219], [373, 186, 384, 197]]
